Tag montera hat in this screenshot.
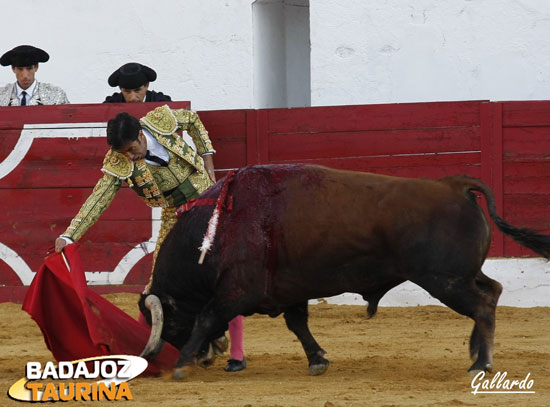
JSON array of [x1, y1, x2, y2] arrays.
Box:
[[108, 63, 157, 89], [0, 45, 49, 67]]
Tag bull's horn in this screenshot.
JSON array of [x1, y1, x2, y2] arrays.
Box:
[[140, 294, 166, 359]]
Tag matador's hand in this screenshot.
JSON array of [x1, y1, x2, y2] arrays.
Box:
[[55, 237, 68, 253], [203, 154, 216, 183]]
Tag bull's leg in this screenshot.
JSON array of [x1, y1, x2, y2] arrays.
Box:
[[468, 272, 503, 367], [414, 271, 502, 374], [453, 279, 500, 375], [173, 306, 228, 379], [469, 325, 482, 362], [283, 301, 329, 376]]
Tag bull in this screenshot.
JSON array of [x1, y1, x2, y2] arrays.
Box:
[[138, 164, 550, 378]]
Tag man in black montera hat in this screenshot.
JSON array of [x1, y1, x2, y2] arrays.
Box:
[[103, 62, 172, 103], [0, 45, 69, 106]]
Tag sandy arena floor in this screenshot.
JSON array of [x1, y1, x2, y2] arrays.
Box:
[[0, 293, 548, 407]]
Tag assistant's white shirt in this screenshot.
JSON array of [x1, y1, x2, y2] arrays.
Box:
[[15, 80, 37, 104]]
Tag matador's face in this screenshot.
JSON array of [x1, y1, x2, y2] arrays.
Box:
[[116, 131, 148, 161]]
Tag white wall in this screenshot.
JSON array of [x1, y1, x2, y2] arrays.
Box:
[[284, 0, 311, 107], [253, 1, 287, 107], [310, 0, 550, 106], [314, 259, 550, 308], [253, 0, 311, 108], [0, 0, 254, 110], [2, 1, 550, 109]]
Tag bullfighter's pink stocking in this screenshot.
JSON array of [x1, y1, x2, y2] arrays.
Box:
[[228, 315, 244, 361]]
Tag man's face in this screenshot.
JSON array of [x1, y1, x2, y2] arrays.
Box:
[[12, 65, 38, 89], [116, 131, 148, 161], [120, 83, 149, 103]]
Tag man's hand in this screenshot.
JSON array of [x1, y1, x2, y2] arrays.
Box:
[[203, 154, 216, 183], [55, 237, 68, 253]]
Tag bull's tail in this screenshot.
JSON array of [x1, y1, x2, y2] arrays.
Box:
[[454, 176, 550, 259]]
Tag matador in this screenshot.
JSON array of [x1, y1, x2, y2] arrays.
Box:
[[55, 104, 215, 291]]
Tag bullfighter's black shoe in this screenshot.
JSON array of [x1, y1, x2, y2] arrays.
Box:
[[224, 358, 246, 372]]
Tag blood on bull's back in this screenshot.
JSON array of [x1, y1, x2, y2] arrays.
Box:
[[202, 164, 485, 305]]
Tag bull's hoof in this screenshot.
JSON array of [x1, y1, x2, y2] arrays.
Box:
[[309, 361, 329, 376], [468, 362, 493, 376], [197, 356, 215, 369], [172, 365, 193, 380], [196, 343, 216, 368]]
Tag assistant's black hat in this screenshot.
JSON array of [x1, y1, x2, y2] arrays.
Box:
[[108, 63, 157, 89], [0, 45, 49, 67]]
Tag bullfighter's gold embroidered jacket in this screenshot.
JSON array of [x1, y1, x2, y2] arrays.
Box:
[[61, 105, 215, 242]]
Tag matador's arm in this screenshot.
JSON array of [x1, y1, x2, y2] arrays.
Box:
[[172, 109, 216, 156], [60, 173, 122, 242]]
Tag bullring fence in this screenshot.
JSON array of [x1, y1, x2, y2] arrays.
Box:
[[1, 100, 549, 302]]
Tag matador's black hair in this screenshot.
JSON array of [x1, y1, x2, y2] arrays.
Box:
[[106, 112, 141, 150]]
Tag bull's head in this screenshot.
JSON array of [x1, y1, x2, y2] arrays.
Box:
[[138, 293, 192, 353], [138, 293, 226, 368]]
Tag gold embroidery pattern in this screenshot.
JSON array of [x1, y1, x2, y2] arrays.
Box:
[[102, 150, 133, 179], [144, 196, 168, 207], [143, 184, 161, 198], [149, 152, 193, 192], [149, 133, 201, 172], [131, 165, 169, 207], [140, 105, 177, 135], [135, 169, 154, 187], [141, 107, 215, 169], [188, 167, 214, 193], [172, 108, 215, 155], [144, 206, 179, 293], [62, 173, 122, 241]]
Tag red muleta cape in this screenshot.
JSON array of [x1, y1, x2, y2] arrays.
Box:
[[22, 244, 179, 375]]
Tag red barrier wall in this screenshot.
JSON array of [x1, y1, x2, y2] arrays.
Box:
[[1, 100, 549, 302]]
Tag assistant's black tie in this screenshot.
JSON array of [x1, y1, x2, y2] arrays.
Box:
[[145, 151, 168, 166], [21, 91, 27, 106]]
